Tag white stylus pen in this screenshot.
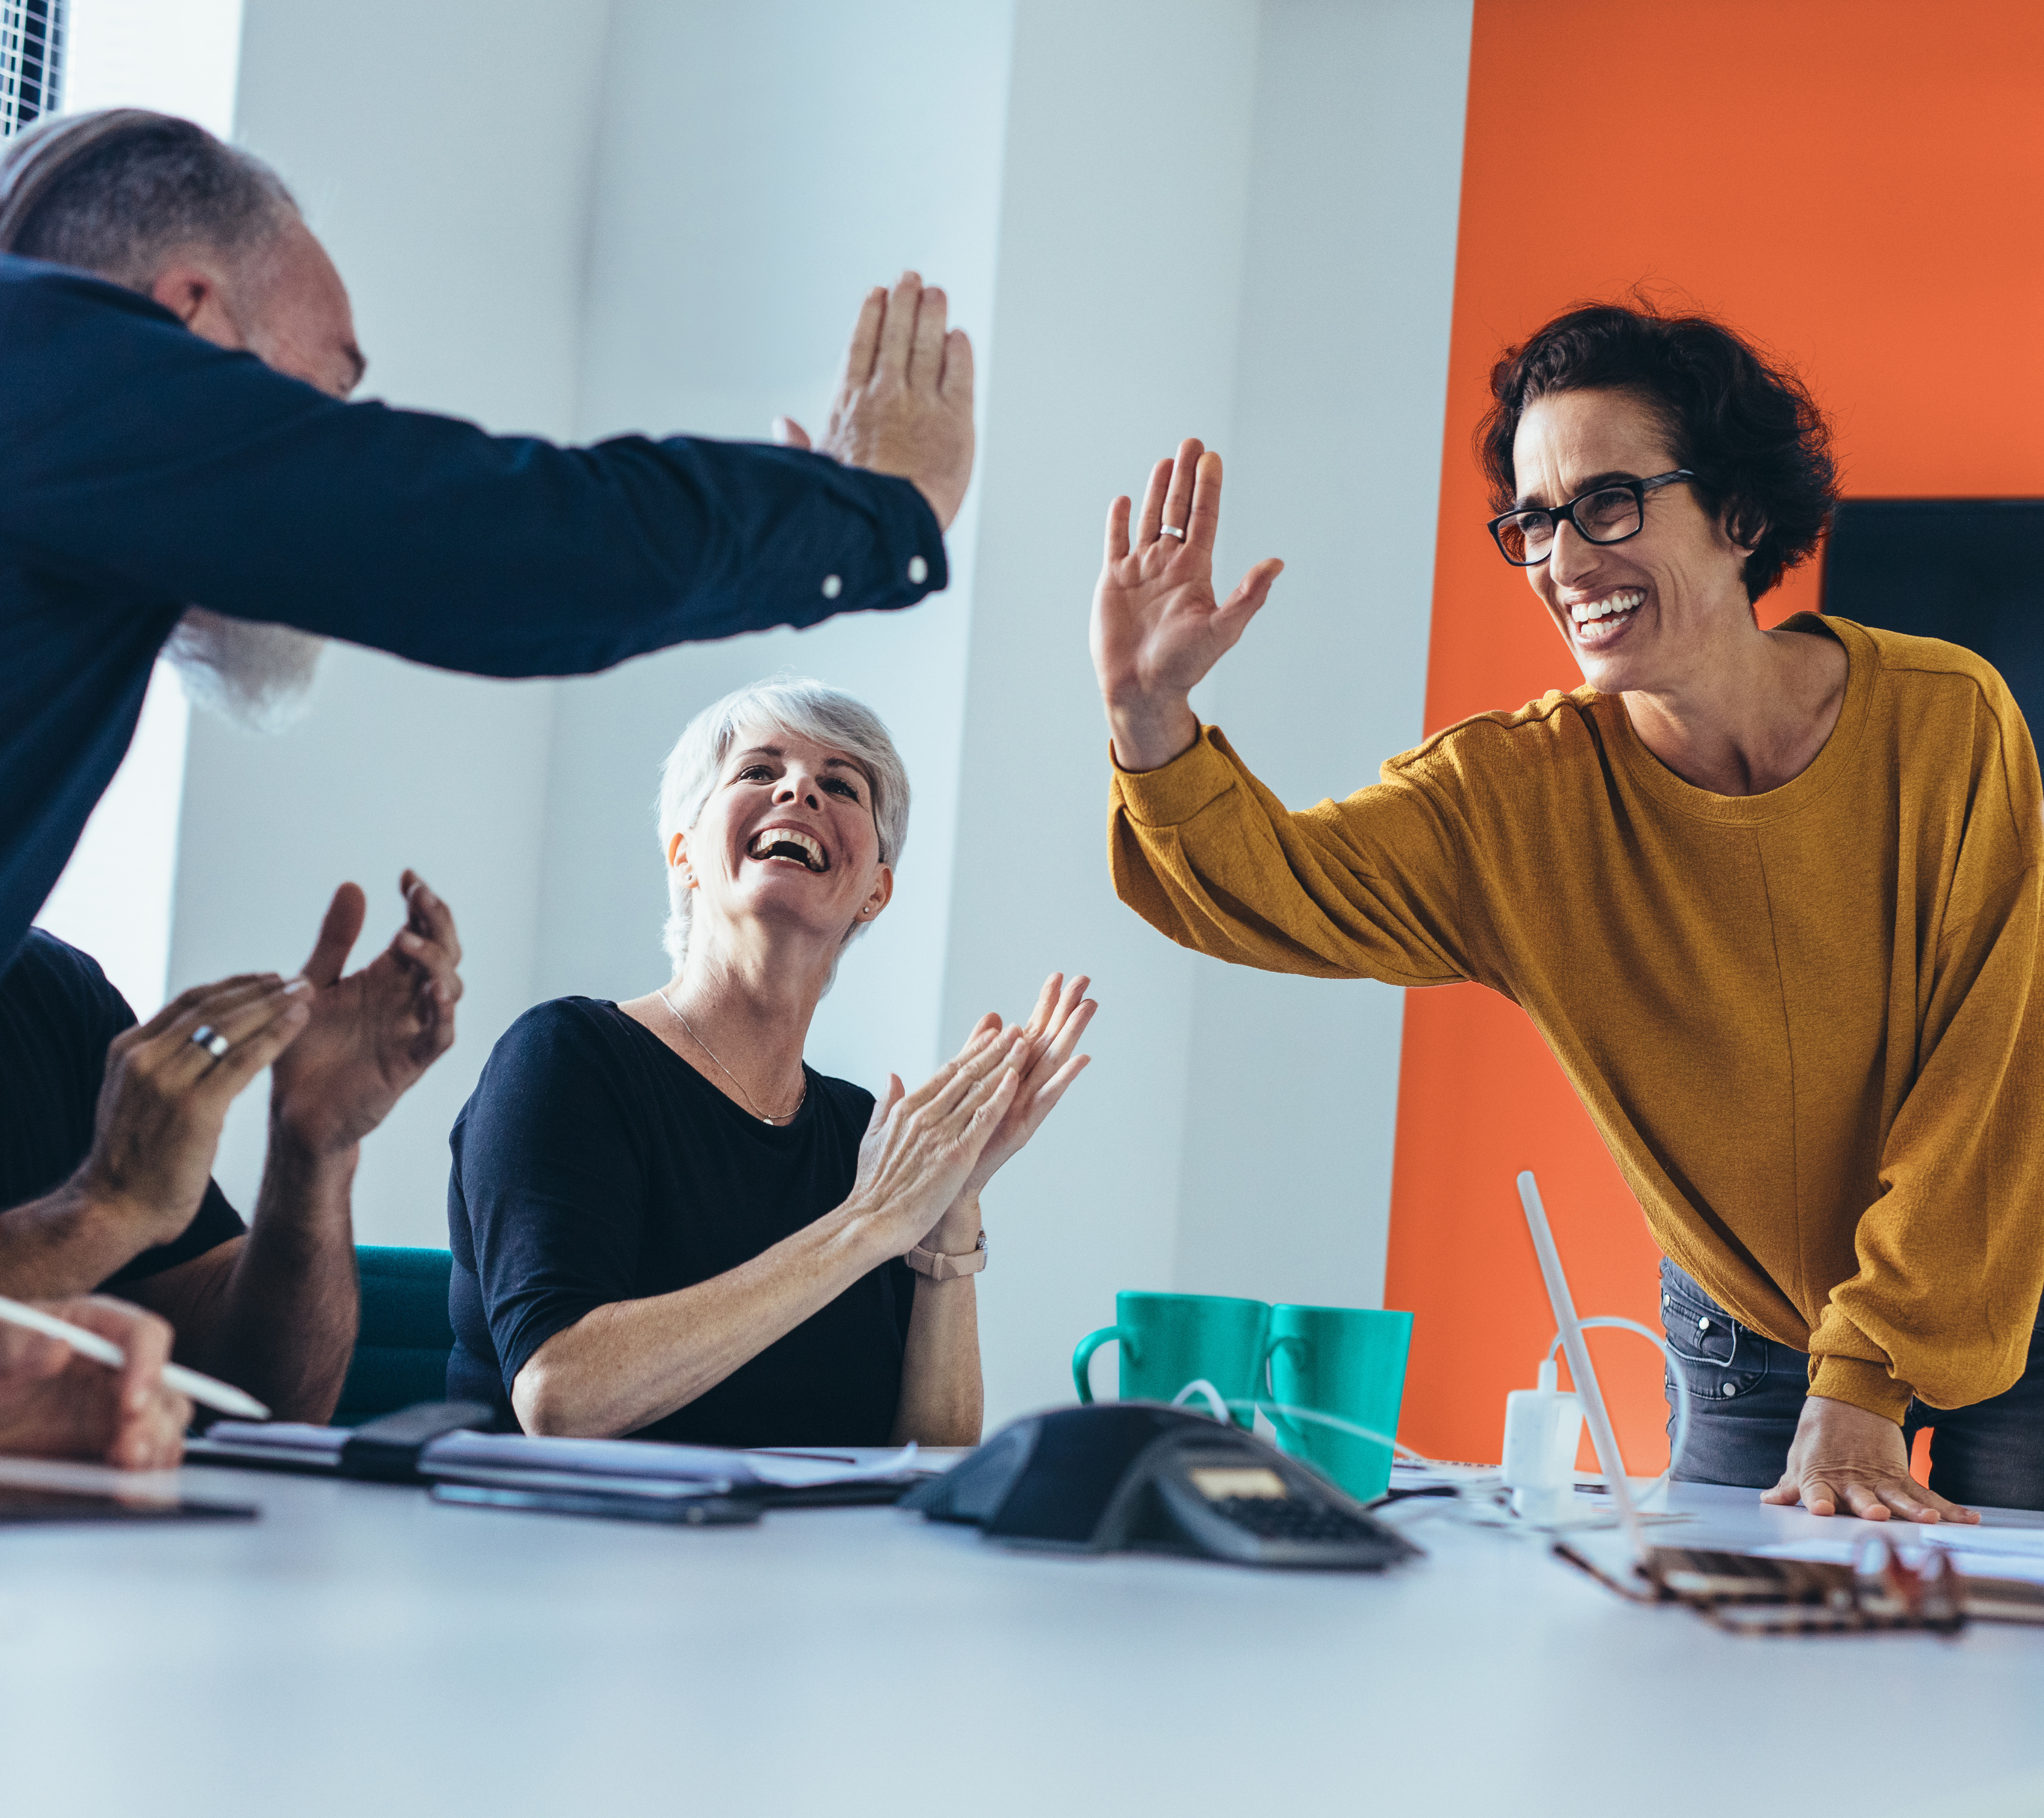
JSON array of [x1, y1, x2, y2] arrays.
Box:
[[0, 1294, 270, 1421]]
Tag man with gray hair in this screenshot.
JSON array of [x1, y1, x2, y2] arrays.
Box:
[[0, 107, 974, 972]]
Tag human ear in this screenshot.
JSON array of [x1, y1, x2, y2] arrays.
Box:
[[667, 830, 696, 885], [148, 261, 248, 350], [858, 864, 895, 922], [1720, 499, 1765, 560]]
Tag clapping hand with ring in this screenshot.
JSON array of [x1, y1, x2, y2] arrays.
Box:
[[76, 969, 317, 1251], [72, 870, 462, 1249]]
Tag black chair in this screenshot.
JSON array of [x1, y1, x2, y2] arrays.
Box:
[[332, 1245, 455, 1426], [1821, 500, 2044, 731]]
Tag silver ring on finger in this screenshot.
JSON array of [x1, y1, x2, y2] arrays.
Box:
[[1157, 523, 1186, 540], [189, 1025, 231, 1060]]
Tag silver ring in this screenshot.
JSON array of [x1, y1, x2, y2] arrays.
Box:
[[1157, 524, 1186, 540], [190, 1026, 231, 1060]]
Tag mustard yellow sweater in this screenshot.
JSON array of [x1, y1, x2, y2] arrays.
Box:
[[1110, 617, 2044, 1421]]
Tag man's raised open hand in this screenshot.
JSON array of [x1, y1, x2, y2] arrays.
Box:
[[773, 272, 975, 531], [1091, 438, 1283, 772]]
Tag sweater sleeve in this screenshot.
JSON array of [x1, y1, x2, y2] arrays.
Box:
[[1108, 726, 1476, 987], [0, 262, 945, 676], [1808, 712, 2044, 1420]]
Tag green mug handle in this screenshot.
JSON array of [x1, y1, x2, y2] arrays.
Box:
[[1072, 1325, 1136, 1403], [1261, 1332, 1310, 1447]]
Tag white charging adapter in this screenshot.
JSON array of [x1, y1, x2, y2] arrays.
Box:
[[1500, 1358, 1585, 1524]]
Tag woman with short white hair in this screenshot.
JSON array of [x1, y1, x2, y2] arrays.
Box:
[[447, 677, 1094, 1445]]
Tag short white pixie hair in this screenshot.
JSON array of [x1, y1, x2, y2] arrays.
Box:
[[656, 676, 911, 971]]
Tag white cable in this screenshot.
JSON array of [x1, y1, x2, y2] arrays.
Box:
[[1227, 1399, 1427, 1460], [1160, 1333, 1686, 1544], [1542, 1315, 1689, 1510], [1165, 1381, 1432, 1463], [1169, 1379, 1233, 1424]]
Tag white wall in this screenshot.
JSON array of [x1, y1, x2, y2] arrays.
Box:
[[530, 0, 1014, 1102], [160, 0, 1472, 1426], [946, 0, 1471, 1421], [942, 0, 1264, 1421], [1172, 0, 1472, 1314]]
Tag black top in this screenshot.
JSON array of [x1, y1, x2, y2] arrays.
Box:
[[0, 931, 246, 1284], [447, 998, 915, 1445], [0, 254, 947, 973]]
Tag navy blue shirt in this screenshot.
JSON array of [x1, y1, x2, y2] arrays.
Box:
[[0, 254, 947, 972], [0, 931, 246, 1281], [447, 998, 913, 1446]]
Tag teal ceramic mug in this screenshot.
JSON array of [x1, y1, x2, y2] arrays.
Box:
[[1262, 1303, 1413, 1502], [1072, 1292, 1271, 1430]]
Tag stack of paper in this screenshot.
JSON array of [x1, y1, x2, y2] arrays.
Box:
[[186, 1423, 349, 1470], [187, 1423, 932, 1501]]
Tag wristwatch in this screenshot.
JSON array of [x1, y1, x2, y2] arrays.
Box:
[[905, 1230, 988, 1280]]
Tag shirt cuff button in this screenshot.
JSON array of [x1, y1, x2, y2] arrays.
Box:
[[821, 575, 843, 599], [907, 556, 929, 584]]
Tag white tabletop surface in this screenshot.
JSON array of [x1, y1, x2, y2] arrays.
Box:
[[1, 1455, 2041, 1817]]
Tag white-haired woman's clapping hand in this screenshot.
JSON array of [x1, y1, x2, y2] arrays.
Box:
[[952, 973, 1096, 1206], [848, 1031, 1026, 1258]]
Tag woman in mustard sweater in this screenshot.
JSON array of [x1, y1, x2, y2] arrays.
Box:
[[1092, 302, 2044, 1519]]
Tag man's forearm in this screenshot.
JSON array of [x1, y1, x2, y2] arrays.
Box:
[[0, 1181, 162, 1299], [171, 1131, 361, 1422]]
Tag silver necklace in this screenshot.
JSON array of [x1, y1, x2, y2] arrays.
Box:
[[657, 988, 807, 1125]]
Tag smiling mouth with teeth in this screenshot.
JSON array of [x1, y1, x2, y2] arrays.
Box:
[[1569, 588, 1646, 632], [747, 827, 829, 873]]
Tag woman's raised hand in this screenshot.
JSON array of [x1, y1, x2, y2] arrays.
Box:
[[849, 1030, 1024, 1259], [1090, 438, 1283, 772]]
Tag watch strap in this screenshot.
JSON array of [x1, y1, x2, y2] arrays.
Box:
[[906, 1231, 988, 1280]]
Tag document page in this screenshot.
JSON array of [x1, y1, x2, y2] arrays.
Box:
[[1753, 1522, 2044, 1585]]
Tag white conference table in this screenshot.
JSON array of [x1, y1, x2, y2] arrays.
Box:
[[2, 1453, 2041, 1817]]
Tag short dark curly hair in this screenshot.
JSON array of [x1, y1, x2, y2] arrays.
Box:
[[1476, 300, 1837, 603]]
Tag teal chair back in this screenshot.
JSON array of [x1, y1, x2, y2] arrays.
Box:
[[333, 1245, 455, 1425]]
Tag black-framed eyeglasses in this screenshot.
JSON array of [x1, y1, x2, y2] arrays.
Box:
[[1487, 470, 1696, 566]]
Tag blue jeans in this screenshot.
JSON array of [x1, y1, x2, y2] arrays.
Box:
[[1658, 1257, 2044, 1511]]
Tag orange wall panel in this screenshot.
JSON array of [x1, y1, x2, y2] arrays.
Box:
[[1387, 0, 2044, 1469]]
